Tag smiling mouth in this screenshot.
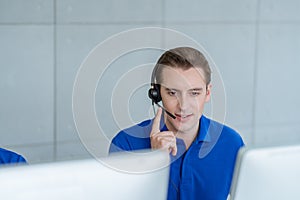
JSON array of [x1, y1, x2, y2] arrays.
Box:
[[175, 114, 193, 119]]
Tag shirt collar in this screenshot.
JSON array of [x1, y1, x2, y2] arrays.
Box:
[[195, 115, 211, 143]]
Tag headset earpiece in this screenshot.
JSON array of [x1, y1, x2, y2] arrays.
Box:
[[149, 62, 162, 104], [148, 59, 176, 119], [148, 84, 161, 104]]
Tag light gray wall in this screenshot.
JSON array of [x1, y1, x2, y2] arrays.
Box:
[[1, 0, 300, 164]]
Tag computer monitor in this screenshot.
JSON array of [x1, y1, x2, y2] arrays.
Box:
[[0, 150, 170, 200], [230, 145, 300, 200]]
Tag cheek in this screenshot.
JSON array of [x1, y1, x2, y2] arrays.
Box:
[[162, 98, 178, 109], [161, 95, 177, 108], [194, 97, 207, 109]]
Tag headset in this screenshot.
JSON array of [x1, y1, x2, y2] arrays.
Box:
[[148, 63, 176, 119]]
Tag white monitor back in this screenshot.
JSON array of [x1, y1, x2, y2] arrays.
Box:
[[230, 145, 300, 200], [0, 150, 170, 200]]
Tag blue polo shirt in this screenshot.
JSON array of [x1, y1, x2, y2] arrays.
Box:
[[109, 115, 244, 200], [0, 148, 27, 165]]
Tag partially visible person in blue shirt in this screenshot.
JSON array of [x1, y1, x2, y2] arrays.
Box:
[[109, 47, 244, 200], [0, 147, 27, 165]]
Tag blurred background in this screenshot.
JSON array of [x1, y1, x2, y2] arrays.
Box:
[[1, 0, 300, 164]]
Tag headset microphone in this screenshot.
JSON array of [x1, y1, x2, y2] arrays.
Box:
[[148, 83, 176, 119], [154, 102, 176, 119]]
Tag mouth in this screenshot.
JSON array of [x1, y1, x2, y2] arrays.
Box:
[[175, 113, 193, 121]]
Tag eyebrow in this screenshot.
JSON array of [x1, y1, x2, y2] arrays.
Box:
[[165, 88, 178, 92], [188, 88, 204, 91], [164, 87, 204, 92]]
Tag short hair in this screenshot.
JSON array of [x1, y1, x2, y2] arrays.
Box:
[[152, 47, 211, 85]]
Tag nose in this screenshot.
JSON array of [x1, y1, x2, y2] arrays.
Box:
[[177, 94, 188, 111]]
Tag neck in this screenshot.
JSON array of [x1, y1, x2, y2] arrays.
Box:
[[176, 129, 198, 150]]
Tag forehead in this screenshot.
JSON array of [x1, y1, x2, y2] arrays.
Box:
[[160, 67, 206, 89]]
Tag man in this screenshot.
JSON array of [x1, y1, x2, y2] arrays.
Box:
[[109, 47, 244, 200], [0, 147, 26, 165]]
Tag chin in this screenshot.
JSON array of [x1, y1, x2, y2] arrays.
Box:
[[178, 118, 200, 132], [173, 124, 194, 133]]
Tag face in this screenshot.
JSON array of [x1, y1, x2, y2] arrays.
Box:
[[160, 67, 211, 135]]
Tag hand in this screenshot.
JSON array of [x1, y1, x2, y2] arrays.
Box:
[[150, 108, 177, 156]]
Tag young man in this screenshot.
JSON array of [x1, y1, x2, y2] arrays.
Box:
[[0, 147, 27, 165], [109, 47, 244, 200]]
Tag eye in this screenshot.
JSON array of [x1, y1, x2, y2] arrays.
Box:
[[168, 91, 176, 96], [167, 90, 177, 96], [190, 91, 201, 96]]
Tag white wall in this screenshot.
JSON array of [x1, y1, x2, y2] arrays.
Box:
[[1, 0, 300, 164]]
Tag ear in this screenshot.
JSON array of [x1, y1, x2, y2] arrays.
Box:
[[205, 84, 212, 102]]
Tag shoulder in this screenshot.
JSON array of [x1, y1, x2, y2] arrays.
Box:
[[202, 116, 244, 146], [0, 148, 27, 165], [114, 119, 153, 140], [109, 119, 153, 152]]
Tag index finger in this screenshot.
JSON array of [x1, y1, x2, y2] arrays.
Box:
[[150, 107, 163, 136]]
